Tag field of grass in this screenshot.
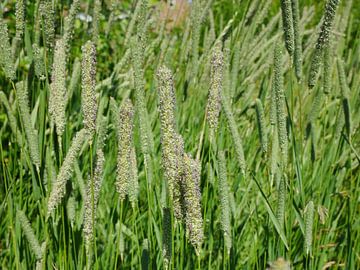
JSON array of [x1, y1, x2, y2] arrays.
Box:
[[0, 0, 359, 269]]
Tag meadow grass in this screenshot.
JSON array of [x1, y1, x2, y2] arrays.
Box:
[[0, 0, 360, 269]]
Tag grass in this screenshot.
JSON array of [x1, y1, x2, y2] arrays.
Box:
[[0, 0, 360, 269]]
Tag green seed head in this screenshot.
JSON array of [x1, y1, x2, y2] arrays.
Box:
[[81, 41, 98, 137]]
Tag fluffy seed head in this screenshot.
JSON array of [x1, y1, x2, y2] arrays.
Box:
[[84, 149, 105, 260], [50, 39, 67, 137], [81, 40, 98, 137], [0, 19, 15, 80], [15, 0, 25, 39], [39, 1, 55, 50], [280, 0, 294, 54], [206, 43, 224, 138], [16, 81, 41, 169], [63, 0, 80, 53], [17, 210, 43, 260], [116, 99, 135, 200], [217, 151, 232, 255], [32, 43, 46, 80], [183, 154, 203, 254], [308, 0, 340, 88], [47, 129, 87, 217], [273, 44, 288, 166]]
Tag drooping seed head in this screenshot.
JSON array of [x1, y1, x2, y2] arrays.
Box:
[[16, 210, 43, 260], [308, 0, 340, 88], [47, 129, 87, 217]]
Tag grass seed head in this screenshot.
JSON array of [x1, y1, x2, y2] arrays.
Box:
[[218, 151, 232, 255], [50, 39, 67, 137], [280, 0, 294, 54], [206, 42, 224, 139], [16, 210, 43, 260], [183, 153, 203, 254], [81, 40, 98, 138], [47, 129, 87, 217], [0, 19, 15, 80], [16, 81, 41, 169]]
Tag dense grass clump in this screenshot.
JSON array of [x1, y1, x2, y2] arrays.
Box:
[[0, 0, 359, 269]]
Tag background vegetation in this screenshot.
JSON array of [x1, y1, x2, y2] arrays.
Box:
[[0, 0, 359, 269]]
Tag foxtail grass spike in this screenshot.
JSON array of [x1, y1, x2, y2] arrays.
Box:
[[280, 0, 294, 55], [39, 1, 55, 50], [173, 134, 185, 220], [131, 36, 151, 158], [156, 66, 179, 204], [162, 207, 172, 269], [337, 58, 351, 137], [16, 210, 43, 260], [183, 154, 203, 254], [255, 99, 268, 154], [16, 81, 41, 169], [291, 0, 302, 80], [32, 43, 46, 80], [84, 149, 105, 263], [63, 0, 80, 54], [0, 19, 15, 80], [92, 0, 101, 44], [206, 42, 224, 140], [116, 99, 135, 201], [67, 196, 76, 227], [308, 0, 340, 88], [218, 151, 232, 255], [50, 39, 67, 137], [81, 40, 98, 138], [47, 129, 87, 217], [273, 43, 288, 166], [15, 0, 25, 40], [304, 200, 314, 255]]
